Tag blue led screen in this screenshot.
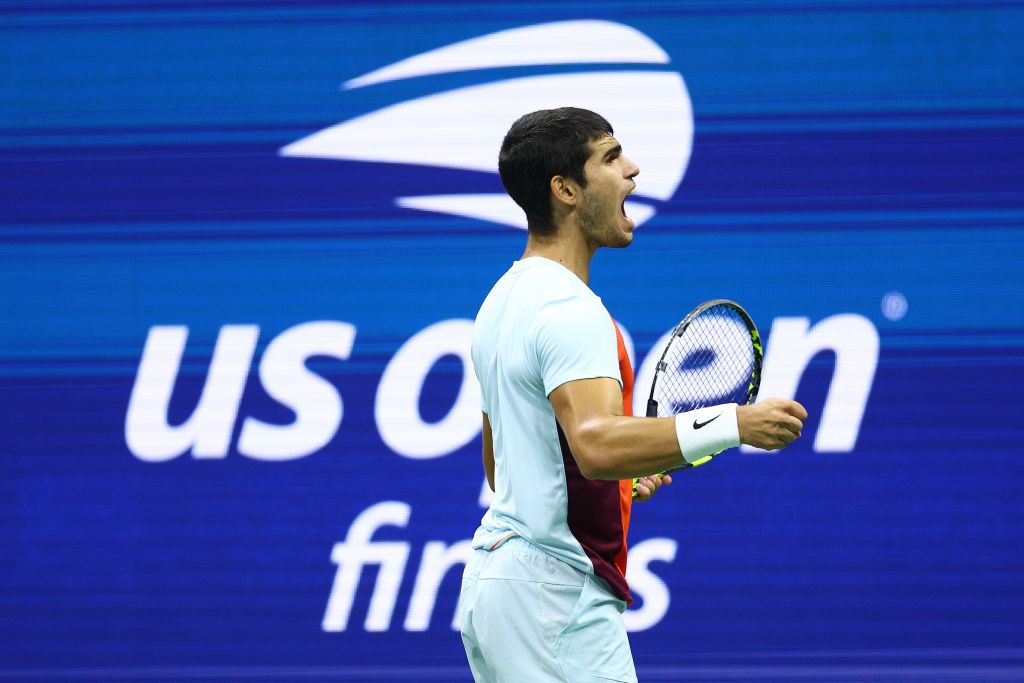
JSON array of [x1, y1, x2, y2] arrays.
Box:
[[2, 2, 1023, 680]]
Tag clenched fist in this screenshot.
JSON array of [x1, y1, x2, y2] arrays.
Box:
[[736, 398, 808, 451]]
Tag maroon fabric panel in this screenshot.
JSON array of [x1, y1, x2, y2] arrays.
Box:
[[557, 424, 631, 603]]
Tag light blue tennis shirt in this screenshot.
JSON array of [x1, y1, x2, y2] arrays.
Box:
[[470, 257, 623, 579]]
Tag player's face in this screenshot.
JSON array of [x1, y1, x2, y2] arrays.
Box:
[[577, 135, 640, 249]]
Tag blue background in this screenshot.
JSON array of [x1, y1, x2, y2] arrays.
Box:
[[2, 1, 1023, 680]]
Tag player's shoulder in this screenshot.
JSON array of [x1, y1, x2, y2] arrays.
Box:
[[480, 258, 595, 314], [533, 280, 613, 339], [519, 258, 601, 306]]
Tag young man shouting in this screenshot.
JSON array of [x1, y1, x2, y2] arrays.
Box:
[[459, 107, 807, 682]]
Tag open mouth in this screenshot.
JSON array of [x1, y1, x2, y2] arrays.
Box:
[[621, 185, 636, 221]]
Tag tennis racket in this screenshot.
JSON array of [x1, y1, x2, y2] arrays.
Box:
[[633, 299, 763, 495]]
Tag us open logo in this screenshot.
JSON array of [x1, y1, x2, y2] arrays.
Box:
[[279, 20, 694, 229]]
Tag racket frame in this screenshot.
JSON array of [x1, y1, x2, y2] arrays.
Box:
[[644, 298, 763, 473]]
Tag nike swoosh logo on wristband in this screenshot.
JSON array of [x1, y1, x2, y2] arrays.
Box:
[[693, 413, 721, 429]]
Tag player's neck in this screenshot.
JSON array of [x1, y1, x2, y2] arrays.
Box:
[[522, 229, 595, 285]]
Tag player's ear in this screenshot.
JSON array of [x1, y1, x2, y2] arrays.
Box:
[[550, 175, 578, 208]]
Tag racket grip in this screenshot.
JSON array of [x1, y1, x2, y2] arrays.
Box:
[[646, 399, 659, 418], [631, 473, 666, 499], [633, 400, 664, 498]]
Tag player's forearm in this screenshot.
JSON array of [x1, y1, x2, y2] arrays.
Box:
[[572, 415, 685, 480], [572, 400, 806, 479]]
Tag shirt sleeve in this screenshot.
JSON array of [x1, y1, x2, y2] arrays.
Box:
[[534, 295, 622, 397]]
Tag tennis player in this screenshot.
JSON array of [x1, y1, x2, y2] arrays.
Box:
[[459, 107, 807, 682]]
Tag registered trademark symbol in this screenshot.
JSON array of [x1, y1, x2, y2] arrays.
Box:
[[881, 291, 908, 321]]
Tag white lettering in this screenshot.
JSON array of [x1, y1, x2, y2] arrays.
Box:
[[623, 537, 677, 631], [127, 313, 879, 462], [404, 540, 474, 632], [743, 314, 879, 453], [323, 501, 411, 632], [375, 319, 481, 459], [634, 314, 879, 450], [322, 505, 677, 633], [125, 325, 258, 461], [238, 321, 356, 461]]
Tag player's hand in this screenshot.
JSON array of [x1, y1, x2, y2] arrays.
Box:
[[736, 399, 807, 451], [633, 473, 672, 502]]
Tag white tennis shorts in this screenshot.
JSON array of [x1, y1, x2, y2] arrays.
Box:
[[459, 535, 637, 683]]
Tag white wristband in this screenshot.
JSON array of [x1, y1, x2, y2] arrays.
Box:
[[674, 403, 740, 465]]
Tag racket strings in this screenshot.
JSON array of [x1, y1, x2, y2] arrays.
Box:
[[654, 305, 755, 416]]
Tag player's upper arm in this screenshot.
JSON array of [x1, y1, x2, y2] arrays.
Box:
[[550, 377, 684, 480], [532, 296, 622, 479], [548, 377, 623, 479], [534, 296, 621, 398]]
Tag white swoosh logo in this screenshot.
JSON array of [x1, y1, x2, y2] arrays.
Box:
[[280, 22, 693, 229], [343, 20, 669, 89]]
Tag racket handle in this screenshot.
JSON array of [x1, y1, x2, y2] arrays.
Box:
[[633, 400, 665, 498], [646, 399, 659, 418], [631, 472, 667, 499]]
